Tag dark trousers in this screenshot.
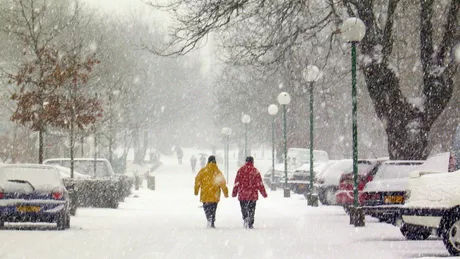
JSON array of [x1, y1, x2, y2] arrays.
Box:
[[203, 202, 218, 225], [239, 200, 257, 226]]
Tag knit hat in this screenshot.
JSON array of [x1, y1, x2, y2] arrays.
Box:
[[208, 155, 216, 164], [245, 156, 254, 163]]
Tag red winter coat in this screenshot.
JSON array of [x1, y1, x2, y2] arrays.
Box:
[[232, 162, 267, 201]]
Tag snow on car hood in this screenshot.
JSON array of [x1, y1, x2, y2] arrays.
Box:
[[405, 169, 460, 208], [363, 178, 408, 193]]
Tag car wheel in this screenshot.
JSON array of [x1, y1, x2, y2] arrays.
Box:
[[400, 223, 431, 240], [325, 187, 337, 205], [0, 220, 4, 228], [442, 214, 460, 256]]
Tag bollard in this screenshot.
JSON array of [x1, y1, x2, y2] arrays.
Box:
[[134, 175, 140, 190], [349, 207, 365, 227], [68, 183, 78, 216], [147, 175, 155, 190]]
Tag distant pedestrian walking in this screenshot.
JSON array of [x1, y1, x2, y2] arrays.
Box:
[[232, 156, 267, 229], [194, 155, 229, 228], [199, 154, 207, 169], [190, 155, 197, 173]]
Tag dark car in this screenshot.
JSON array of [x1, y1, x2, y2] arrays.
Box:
[[0, 164, 71, 230]]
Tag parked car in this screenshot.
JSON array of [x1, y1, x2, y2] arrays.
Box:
[[287, 162, 330, 194], [0, 164, 71, 230], [43, 158, 115, 179], [400, 154, 460, 254], [335, 158, 388, 211], [316, 159, 353, 205], [362, 152, 450, 225], [264, 163, 293, 189], [52, 165, 91, 179], [361, 160, 424, 223], [286, 148, 329, 171]]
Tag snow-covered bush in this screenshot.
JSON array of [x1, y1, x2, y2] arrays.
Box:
[[63, 178, 122, 209]]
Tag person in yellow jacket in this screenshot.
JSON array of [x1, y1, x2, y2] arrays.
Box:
[[194, 155, 229, 228]]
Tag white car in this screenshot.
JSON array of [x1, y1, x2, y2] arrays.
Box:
[[316, 159, 352, 205], [53, 165, 91, 179], [401, 154, 460, 255], [361, 160, 424, 223], [43, 158, 115, 179]]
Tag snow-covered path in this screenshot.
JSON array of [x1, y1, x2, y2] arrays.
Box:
[[0, 153, 450, 259]]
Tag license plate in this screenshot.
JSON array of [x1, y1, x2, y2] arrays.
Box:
[[384, 196, 403, 204], [298, 184, 305, 189], [17, 206, 41, 213]]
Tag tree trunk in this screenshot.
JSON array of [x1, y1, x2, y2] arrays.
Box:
[[357, 0, 459, 160]]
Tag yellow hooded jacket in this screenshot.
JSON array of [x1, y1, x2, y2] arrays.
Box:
[[194, 163, 229, 203]]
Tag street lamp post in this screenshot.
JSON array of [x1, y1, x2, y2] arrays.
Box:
[[242, 114, 251, 158], [341, 17, 366, 227], [303, 65, 321, 207], [277, 92, 291, 198], [268, 104, 279, 191], [221, 127, 232, 181]]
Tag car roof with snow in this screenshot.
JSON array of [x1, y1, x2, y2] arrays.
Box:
[[0, 164, 63, 190], [43, 158, 110, 162]]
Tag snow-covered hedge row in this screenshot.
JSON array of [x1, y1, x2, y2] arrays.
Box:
[[63, 176, 134, 212]]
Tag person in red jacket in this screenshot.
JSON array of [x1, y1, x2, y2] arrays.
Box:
[[232, 156, 267, 229]]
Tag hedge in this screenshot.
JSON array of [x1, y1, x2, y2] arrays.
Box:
[[63, 176, 134, 214]]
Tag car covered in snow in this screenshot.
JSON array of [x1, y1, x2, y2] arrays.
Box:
[[43, 158, 115, 179], [0, 164, 71, 230], [335, 158, 387, 210], [362, 152, 450, 225], [52, 165, 91, 179], [401, 154, 460, 255], [286, 162, 330, 194], [315, 159, 353, 205], [263, 163, 293, 189], [361, 160, 424, 223]]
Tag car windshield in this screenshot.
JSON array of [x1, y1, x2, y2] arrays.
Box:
[[44, 160, 111, 178], [357, 162, 376, 175], [322, 160, 353, 177], [373, 163, 422, 180], [0, 166, 61, 188]]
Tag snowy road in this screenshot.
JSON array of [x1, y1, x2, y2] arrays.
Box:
[[0, 153, 451, 259]]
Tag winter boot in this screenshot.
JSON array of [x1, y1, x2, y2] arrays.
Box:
[[243, 218, 249, 229]]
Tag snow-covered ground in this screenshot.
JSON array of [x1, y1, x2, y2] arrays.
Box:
[[0, 149, 452, 259]]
